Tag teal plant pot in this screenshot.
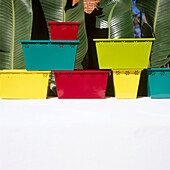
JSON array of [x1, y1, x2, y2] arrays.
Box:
[[148, 68, 170, 98], [20, 40, 79, 71]]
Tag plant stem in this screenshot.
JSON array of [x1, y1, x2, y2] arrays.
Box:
[[11, 0, 15, 69], [153, 0, 160, 34], [63, 0, 65, 22], [108, 0, 118, 39]]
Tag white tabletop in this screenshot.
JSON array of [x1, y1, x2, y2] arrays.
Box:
[[0, 97, 170, 170]]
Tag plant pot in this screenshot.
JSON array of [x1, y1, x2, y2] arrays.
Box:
[[148, 68, 170, 98], [0, 70, 50, 99], [47, 22, 81, 40], [112, 69, 142, 99], [20, 40, 79, 71], [53, 70, 110, 99], [94, 38, 155, 69]]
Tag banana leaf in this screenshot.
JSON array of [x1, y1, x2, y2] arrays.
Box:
[[136, 0, 170, 67], [0, 0, 32, 69], [96, 0, 134, 38], [39, 0, 64, 22], [39, 0, 66, 40], [66, 0, 88, 69]]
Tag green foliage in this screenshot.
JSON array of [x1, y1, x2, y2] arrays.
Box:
[[136, 0, 170, 67], [0, 0, 32, 69], [66, 0, 88, 69], [96, 0, 134, 38], [39, 0, 66, 40], [39, 0, 64, 23]]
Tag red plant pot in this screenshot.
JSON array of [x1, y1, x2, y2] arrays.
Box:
[[47, 22, 81, 40], [53, 70, 110, 99]]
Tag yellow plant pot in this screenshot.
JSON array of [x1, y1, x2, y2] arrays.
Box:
[[0, 70, 50, 99], [112, 69, 142, 99], [94, 38, 155, 69]]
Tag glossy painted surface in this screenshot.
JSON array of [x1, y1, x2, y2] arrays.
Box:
[[47, 22, 81, 40], [94, 38, 155, 69], [0, 70, 50, 99], [148, 68, 170, 98], [53, 70, 110, 99], [20, 40, 79, 71]]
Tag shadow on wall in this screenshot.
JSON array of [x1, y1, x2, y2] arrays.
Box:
[[85, 12, 114, 97], [31, 0, 49, 40]]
